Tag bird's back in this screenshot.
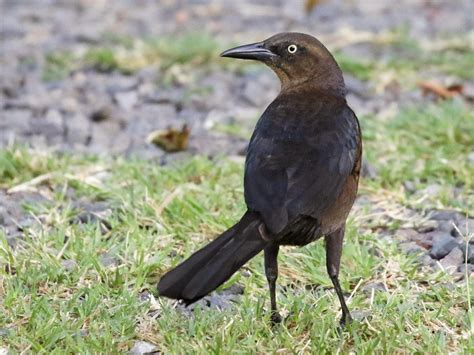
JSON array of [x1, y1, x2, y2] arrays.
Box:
[[244, 89, 361, 242]]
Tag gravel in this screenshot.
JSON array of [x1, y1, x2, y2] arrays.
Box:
[[2, 0, 472, 160]]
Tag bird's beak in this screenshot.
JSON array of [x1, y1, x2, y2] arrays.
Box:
[[220, 42, 275, 61]]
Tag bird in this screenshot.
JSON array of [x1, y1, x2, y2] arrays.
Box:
[[157, 32, 362, 326]]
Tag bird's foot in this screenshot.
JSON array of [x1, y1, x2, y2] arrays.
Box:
[[338, 313, 353, 330], [270, 311, 282, 326]]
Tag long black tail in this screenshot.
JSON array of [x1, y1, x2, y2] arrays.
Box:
[[157, 211, 267, 304]]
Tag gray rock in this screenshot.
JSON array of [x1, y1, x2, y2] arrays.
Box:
[[65, 113, 91, 146], [127, 104, 178, 137], [429, 209, 463, 222], [437, 220, 454, 234], [400, 241, 424, 255], [106, 75, 138, 93], [416, 220, 438, 233], [219, 283, 245, 296], [0, 206, 7, 225], [458, 263, 474, 274], [29, 119, 64, 145], [88, 120, 122, 152], [362, 282, 387, 293], [461, 244, 474, 264], [1, 109, 31, 132], [45, 109, 63, 127], [452, 218, 474, 238], [439, 247, 464, 273], [129, 341, 157, 355], [100, 253, 118, 268], [61, 259, 77, 272], [403, 180, 416, 194], [419, 253, 435, 267], [351, 310, 372, 322], [396, 229, 432, 249], [114, 91, 138, 111], [430, 232, 459, 259], [208, 294, 236, 310], [420, 184, 442, 198], [109, 130, 133, 154]]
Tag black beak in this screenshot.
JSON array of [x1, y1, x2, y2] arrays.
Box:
[[220, 42, 276, 61]]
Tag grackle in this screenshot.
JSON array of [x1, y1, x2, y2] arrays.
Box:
[[158, 32, 362, 326]]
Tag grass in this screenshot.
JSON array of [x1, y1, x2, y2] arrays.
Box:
[[335, 53, 375, 81], [1, 97, 473, 353], [42, 52, 76, 82], [41, 32, 223, 81], [2, 24, 474, 353], [39, 29, 473, 84], [363, 101, 473, 198]]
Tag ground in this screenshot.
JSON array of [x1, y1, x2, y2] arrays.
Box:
[[0, 0, 473, 353]]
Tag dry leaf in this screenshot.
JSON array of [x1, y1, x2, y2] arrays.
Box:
[[147, 124, 190, 152], [305, 0, 323, 13], [418, 81, 464, 99]]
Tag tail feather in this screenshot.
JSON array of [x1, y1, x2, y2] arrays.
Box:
[[157, 211, 267, 304]]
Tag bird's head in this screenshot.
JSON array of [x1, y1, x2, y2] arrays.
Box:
[[221, 32, 345, 95]]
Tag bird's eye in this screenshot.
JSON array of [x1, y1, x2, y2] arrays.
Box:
[[287, 44, 298, 54]]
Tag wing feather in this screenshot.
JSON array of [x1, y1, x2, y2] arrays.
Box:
[[244, 92, 360, 235]]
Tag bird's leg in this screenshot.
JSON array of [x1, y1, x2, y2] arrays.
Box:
[[325, 226, 352, 327], [264, 243, 281, 325]]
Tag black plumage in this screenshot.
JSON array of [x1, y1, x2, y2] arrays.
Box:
[[158, 32, 362, 326]]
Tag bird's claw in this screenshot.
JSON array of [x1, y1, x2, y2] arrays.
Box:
[[270, 311, 282, 325], [338, 313, 353, 330]]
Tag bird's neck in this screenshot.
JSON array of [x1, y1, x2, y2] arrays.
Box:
[[279, 71, 346, 98]]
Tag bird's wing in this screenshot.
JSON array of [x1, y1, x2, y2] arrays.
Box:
[[244, 94, 360, 234]]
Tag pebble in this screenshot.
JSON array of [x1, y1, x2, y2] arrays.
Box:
[[400, 241, 424, 255], [129, 341, 157, 355], [452, 218, 474, 238], [0, 206, 7, 225], [114, 91, 138, 111], [461, 244, 474, 264], [429, 232, 459, 260], [428, 209, 463, 222], [458, 263, 474, 274], [419, 253, 436, 267], [61, 259, 77, 272], [351, 310, 372, 322], [415, 220, 438, 233], [362, 282, 387, 293], [436, 220, 454, 234], [396, 229, 432, 249], [439, 247, 464, 273], [176, 284, 243, 316], [100, 253, 118, 268], [403, 180, 416, 194], [419, 184, 442, 198]]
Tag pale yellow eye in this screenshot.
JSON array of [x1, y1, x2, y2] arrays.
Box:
[[287, 44, 297, 54]]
